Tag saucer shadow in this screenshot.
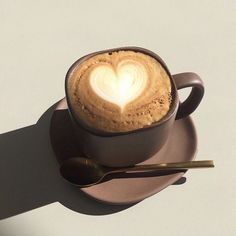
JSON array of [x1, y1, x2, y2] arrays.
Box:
[[0, 101, 186, 220]]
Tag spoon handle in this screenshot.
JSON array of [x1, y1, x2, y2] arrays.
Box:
[[113, 160, 214, 173]]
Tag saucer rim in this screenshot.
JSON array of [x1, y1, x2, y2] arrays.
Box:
[[50, 98, 197, 205]]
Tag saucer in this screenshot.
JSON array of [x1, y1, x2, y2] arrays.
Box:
[[50, 98, 197, 205]]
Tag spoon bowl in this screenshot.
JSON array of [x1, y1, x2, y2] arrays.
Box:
[[60, 158, 107, 187]]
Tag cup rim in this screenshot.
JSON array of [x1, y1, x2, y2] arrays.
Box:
[[65, 46, 179, 137]]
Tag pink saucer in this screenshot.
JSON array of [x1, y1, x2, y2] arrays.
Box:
[[50, 99, 197, 205]]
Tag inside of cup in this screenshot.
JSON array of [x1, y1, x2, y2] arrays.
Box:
[[65, 46, 179, 137]]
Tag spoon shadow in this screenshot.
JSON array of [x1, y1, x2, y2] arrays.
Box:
[[99, 171, 187, 185]]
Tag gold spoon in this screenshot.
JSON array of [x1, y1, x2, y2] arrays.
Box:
[[60, 157, 214, 187]]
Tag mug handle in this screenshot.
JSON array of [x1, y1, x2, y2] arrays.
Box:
[[172, 73, 204, 120]]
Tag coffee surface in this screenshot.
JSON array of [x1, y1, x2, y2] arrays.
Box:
[[67, 50, 172, 132]]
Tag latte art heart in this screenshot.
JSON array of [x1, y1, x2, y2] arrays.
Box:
[[67, 50, 172, 132], [89, 61, 148, 110]]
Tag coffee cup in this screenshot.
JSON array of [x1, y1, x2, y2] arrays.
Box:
[[65, 47, 204, 167]]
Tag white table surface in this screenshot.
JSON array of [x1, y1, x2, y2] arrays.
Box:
[[0, 1, 235, 235]]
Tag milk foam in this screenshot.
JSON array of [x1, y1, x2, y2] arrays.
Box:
[[89, 60, 148, 110], [68, 50, 172, 132]]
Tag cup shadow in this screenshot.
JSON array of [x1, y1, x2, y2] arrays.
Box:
[[0, 101, 186, 220]]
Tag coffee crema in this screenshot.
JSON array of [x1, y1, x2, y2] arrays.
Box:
[[67, 50, 172, 132]]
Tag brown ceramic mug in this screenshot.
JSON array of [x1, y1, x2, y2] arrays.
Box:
[[65, 47, 204, 167]]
